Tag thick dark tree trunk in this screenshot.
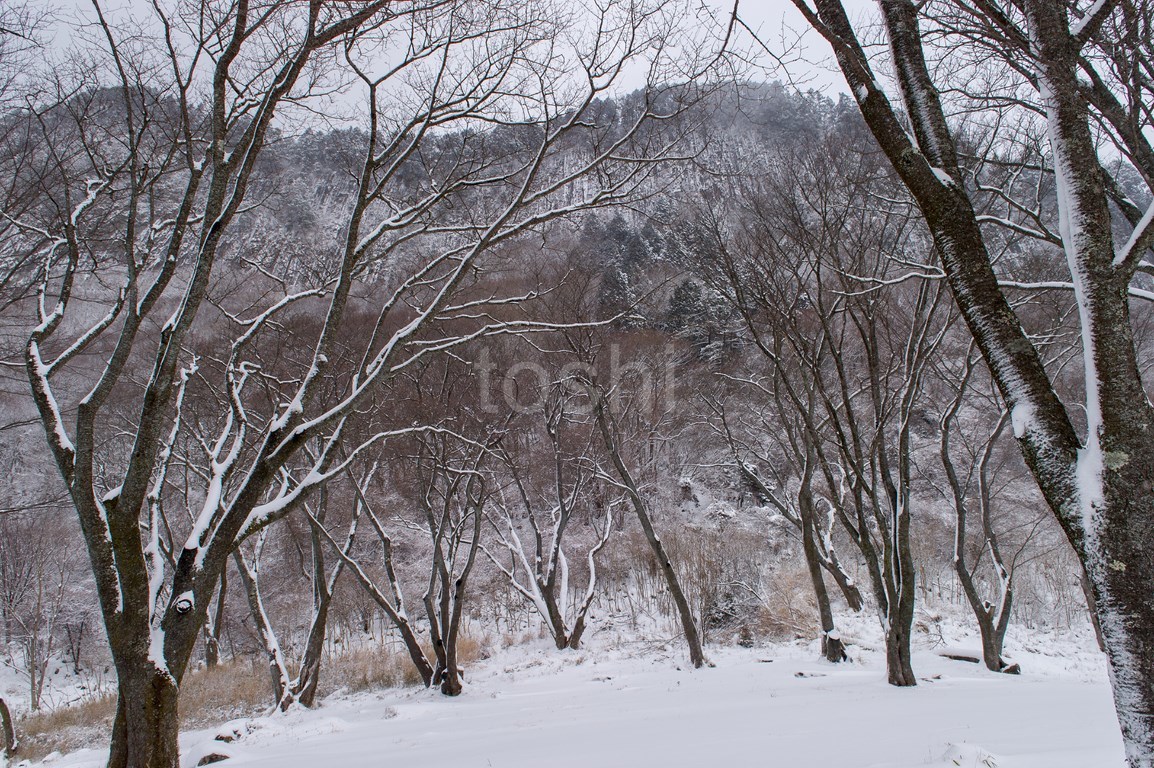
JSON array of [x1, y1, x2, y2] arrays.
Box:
[[107, 665, 181, 768], [295, 499, 343, 709], [294, 601, 329, 708], [955, 562, 1014, 674], [437, 643, 463, 697], [0, 696, 16, 760], [1092, 466, 1154, 766], [887, 529, 917, 687], [975, 607, 1016, 674], [884, 621, 916, 687], [566, 615, 588, 650], [882, 489, 918, 687], [541, 589, 571, 650]]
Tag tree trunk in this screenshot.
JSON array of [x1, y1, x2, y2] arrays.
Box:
[[824, 556, 865, 613], [1090, 476, 1154, 766], [976, 605, 1017, 674], [882, 492, 918, 687], [390, 614, 435, 689], [293, 599, 330, 708], [955, 562, 1014, 674], [107, 665, 180, 768], [233, 551, 291, 710], [204, 570, 227, 670], [884, 620, 916, 687], [886, 510, 918, 687], [592, 389, 705, 668], [567, 615, 587, 650], [296, 500, 340, 709], [977, 623, 1000, 673], [800, 487, 845, 662], [0, 696, 16, 760], [542, 588, 571, 651]]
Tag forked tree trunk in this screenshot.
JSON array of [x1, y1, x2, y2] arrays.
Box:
[[567, 614, 588, 650], [941, 388, 1016, 674], [954, 562, 1014, 674], [852, 493, 918, 688], [794, 441, 848, 664], [885, 502, 918, 688], [427, 516, 480, 697], [979, 601, 1014, 674], [542, 590, 571, 650], [485, 429, 610, 655], [295, 486, 346, 709]]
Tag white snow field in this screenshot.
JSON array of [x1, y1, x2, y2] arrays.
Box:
[[43, 636, 1126, 768]]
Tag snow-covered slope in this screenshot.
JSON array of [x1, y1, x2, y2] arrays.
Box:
[[42, 639, 1123, 768]]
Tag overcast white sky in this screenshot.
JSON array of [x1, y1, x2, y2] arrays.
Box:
[[39, 0, 882, 108], [720, 0, 879, 95]]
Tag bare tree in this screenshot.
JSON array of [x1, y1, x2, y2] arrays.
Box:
[[704, 392, 862, 663], [691, 133, 952, 684], [312, 460, 436, 689], [587, 375, 707, 668], [234, 473, 360, 711], [484, 382, 613, 651], [937, 346, 1018, 672], [780, 0, 1154, 759], [414, 434, 489, 695], [6, 0, 730, 764]]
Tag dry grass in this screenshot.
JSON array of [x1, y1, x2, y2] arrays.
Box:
[[16, 661, 269, 761], [755, 565, 821, 641], [14, 634, 493, 761], [18, 693, 116, 762], [320, 644, 427, 695], [179, 661, 271, 729], [320, 632, 491, 696]]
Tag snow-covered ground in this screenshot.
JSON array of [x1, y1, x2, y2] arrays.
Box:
[[0, 650, 110, 715], [39, 633, 1125, 768]]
